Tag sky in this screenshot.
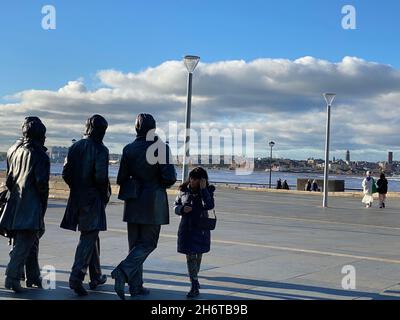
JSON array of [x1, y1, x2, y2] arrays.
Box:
[[0, 0, 400, 161]]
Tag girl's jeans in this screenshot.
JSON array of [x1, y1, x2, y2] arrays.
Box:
[[379, 194, 387, 207], [186, 254, 203, 281]]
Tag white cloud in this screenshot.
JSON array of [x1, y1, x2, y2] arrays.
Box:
[[1, 56, 400, 161]]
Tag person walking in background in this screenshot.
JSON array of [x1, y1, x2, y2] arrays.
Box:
[[377, 173, 388, 209], [311, 180, 320, 192], [276, 179, 282, 190], [282, 180, 290, 190], [174, 167, 215, 298], [362, 171, 376, 208], [305, 179, 312, 192], [0, 117, 50, 293], [111, 113, 177, 300], [60, 115, 111, 296]]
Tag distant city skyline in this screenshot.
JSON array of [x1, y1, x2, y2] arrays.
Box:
[[25, 144, 397, 164]]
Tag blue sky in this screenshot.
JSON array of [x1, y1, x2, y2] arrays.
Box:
[[1, 0, 400, 161], [0, 0, 399, 96]]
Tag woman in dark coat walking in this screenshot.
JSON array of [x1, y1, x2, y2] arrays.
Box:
[[174, 167, 215, 298], [377, 173, 388, 209]]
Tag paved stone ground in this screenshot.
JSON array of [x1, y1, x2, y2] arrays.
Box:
[[2, 188, 400, 300]]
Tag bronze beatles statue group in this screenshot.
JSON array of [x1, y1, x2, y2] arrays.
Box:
[[0, 113, 178, 300]]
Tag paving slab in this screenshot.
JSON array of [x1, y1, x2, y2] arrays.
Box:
[[2, 188, 400, 300]]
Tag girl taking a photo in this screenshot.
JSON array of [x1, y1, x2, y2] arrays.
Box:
[[174, 167, 216, 298]]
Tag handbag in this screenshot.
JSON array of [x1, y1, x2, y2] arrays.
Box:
[[118, 177, 139, 201], [196, 210, 217, 231]]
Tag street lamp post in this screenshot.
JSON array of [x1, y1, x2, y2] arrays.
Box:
[[182, 55, 200, 183], [269, 141, 275, 189], [322, 93, 336, 208]]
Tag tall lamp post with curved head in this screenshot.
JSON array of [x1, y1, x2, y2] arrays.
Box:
[[269, 141, 275, 189], [182, 55, 200, 183], [322, 93, 336, 208]]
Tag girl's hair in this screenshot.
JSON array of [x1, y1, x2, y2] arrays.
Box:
[[179, 167, 209, 190], [380, 173, 386, 179]]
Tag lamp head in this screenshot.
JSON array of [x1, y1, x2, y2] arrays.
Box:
[[323, 93, 336, 106], [184, 55, 200, 73]]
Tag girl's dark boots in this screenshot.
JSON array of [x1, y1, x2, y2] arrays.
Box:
[[187, 279, 200, 298]]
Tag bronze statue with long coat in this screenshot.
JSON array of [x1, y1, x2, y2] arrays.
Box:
[[0, 117, 50, 293], [111, 113, 177, 300], [60, 114, 111, 296]]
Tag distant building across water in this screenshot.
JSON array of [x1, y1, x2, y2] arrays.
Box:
[[48, 145, 122, 165], [388, 151, 393, 164], [346, 150, 351, 163], [48, 146, 68, 163]]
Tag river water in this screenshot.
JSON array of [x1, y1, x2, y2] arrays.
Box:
[[2, 161, 400, 192]]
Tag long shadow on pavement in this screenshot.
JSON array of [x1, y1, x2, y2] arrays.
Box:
[[2, 265, 400, 300], [103, 266, 400, 300]]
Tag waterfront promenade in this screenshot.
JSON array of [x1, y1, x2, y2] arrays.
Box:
[[2, 188, 400, 300]]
